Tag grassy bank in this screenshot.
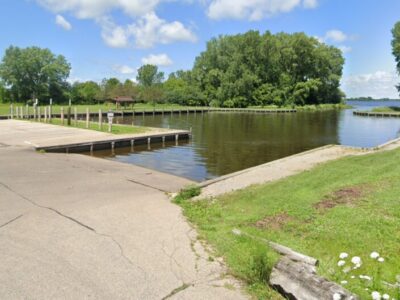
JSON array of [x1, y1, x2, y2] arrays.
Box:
[[177, 149, 400, 299], [371, 106, 400, 114], [0, 102, 351, 116], [31, 118, 149, 135]]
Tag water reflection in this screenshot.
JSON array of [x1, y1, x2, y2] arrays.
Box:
[[89, 101, 400, 181]]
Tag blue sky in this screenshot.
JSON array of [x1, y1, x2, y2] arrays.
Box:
[[1, 0, 400, 98]]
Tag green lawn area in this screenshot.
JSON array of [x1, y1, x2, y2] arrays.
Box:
[[0, 103, 204, 116], [371, 106, 400, 113], [177, 149, 400, 299], [0, 102, 351, 116], [34, 118, 149, 135]]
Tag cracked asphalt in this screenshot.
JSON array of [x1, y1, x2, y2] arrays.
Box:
[[0, 120, 248, 300]]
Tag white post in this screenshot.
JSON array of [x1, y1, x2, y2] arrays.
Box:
[[25, 105, 29, 119], [99, 109, 102, 130], [86, 107, 89, 129], [33, 105, 37, 121], [61, 107, 64, 125], [44, 107, 48, 123], [10, 104, 13, 119], [20, 106, 23, 119], [74, 107, 77, 126], [38, 107, 41, 122]]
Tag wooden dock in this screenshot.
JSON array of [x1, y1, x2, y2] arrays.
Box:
[[36, 130, 191, 153]]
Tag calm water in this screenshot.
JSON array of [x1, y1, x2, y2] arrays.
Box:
[[90, 101, 400, 181]]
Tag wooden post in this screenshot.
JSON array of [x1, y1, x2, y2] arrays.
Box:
[[98, 109, 102, 130], [86, 107, 89, 129], [61, 107, 64, 125]]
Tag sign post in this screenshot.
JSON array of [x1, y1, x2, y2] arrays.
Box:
[[107, 111, 114, 133]]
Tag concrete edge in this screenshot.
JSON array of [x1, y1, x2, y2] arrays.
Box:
[[198, 136, 400, 189], [197, 144, 338, 188]]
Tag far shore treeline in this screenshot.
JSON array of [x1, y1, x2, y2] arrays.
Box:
[[0, 30, 348, 107]]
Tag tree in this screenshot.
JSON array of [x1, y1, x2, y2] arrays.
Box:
[[71, 81, 101, 104], [392, 21, 400, 93], [0, 46, 71, 103], [136, 65, 164, 87], [191, 30, 345, 107]]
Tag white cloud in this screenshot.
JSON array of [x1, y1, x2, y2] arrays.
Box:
[[55, 14, 72, 30], [325, 29, 348, 43], [303, 0, 317, 9], [100, 20, 129, 48], [36, 1, 196, 49], [141, 54, 173, 66], [113, 65, 136, 74], [338, 45, 352, 53], [129, 12, 197, 48], [37, 0, 160, 19], [342, 71, 400, 99], [206, 0, 318, 21]]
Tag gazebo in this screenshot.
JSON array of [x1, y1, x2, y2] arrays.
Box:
[[112, 96, 135, 109]]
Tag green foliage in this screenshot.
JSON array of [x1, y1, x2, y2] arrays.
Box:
[[0, 46, 71, 103], [137, 64, 164, 87], [191, 31, 345, 107], [173, 185, 201, 204], [392, 21, 400, 94], [70, 81, 101, 104], [179, 148, 400, 299]]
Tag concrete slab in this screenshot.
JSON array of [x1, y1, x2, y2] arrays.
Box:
[[0, 120, 248, 300]]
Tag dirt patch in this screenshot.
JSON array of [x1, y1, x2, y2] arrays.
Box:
[[314, 186, 366, 212], [254, 212, 295, 230]]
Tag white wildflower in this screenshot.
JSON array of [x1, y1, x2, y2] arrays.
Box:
[[359, 275, 372, 281], [353, 263, 361, 269], [351, 256, 362, 265], [340, 280, 348, 285], [333, 292, 342, 300], [378, 257, 385, 263], [338, 260, 346, 267], [371, 291, 381, 300], [382, 294, 390, 300], [339, 252, 349, 259], [370, 251, 380, 259], [343, 266, 351, 273], [351, 275, 355, 279]]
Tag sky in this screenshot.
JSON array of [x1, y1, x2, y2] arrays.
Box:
[[0, 0, 400, 98]]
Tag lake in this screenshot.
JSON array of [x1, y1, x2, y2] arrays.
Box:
[[89, 101, 400, 182]]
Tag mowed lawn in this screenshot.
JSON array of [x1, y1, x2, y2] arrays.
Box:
[[179, 149, 400, 299]]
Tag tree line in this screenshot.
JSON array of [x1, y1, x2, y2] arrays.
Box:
[[0, 30, 349, 107]]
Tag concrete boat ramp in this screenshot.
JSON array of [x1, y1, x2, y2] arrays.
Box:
[[0, 120, 247, 300]]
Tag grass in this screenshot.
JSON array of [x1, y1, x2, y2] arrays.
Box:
[[1, 102, 351, 116], [177, 148, 400, 299], [30, 118, 149, 135], [371, 106, 400, 113]]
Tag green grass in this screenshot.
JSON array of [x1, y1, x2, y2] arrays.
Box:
[[1, 102, 351, 116], [0, 103, 205, 116], [177, 149, 400, 299], [31, 118, 149, 135], [371, 106, 400, 113]]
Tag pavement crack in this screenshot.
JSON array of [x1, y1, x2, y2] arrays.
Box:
[[126, 178, 168, 193], [0, 214, 23, 229], [0, 180, 148, 285], [161, 283, 191, 300], [0, 181, 95, 232]]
